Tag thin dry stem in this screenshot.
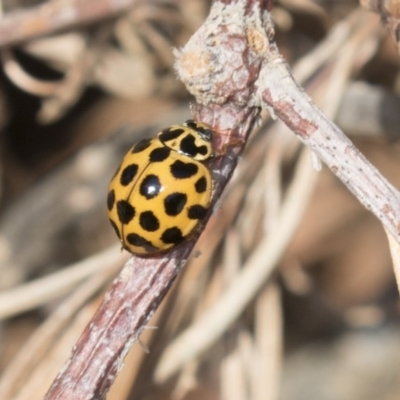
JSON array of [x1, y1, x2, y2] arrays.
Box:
[[259, 60, 400, 242], [362, 0, 400, 53], [0, 0, 134, 47]]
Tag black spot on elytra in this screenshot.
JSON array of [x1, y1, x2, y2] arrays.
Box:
[[159, 128, 185, 142], [132, 138, 151, 153], [117, 200, 135, 224], [140, 211, 160, 232], [120, 164, 139, 186], [194, 176, 207, 193], [184, 120, 197, 130], [161, 227, 184, 245], [164, 192, 187, 216], [180, 134, 208, 157], [109, 219, 121, 239], [184, 120, 212, 141], [107, 190, 115, 211], [139, 174, 161, 199], [188, 204, 207, 220], [170, 160, 198, 179], [126, 233, 158, 252], [149, 147, 171, 162]]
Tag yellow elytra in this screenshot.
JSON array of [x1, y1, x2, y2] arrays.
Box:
[[107, 120, 214, 255]]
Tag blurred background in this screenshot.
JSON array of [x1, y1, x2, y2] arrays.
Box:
[[1, 0, 400, 399]]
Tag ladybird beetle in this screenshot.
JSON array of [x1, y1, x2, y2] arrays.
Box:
[[107, 120, 214, 255]]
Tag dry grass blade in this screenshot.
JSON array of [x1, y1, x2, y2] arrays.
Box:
[[0, 256, 123, 399], [252, 284, 282, 400], [0, 245, 124, 320], [385, 228, 400, 294], [1, 48, 60, 96], [221, 339, 248, 400]]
